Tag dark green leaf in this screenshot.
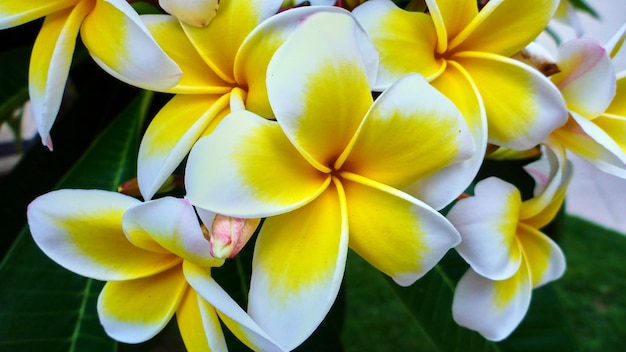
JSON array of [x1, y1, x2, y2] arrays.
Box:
[[0, 46, 29, 126], [567, 0, 600, 19], [0, 91, 153, 351]]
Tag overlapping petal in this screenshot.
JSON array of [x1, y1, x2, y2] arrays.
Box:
[[413, 61, 486, 209], [159, 0, 219, 27], [184, 262, 284, 351], [248, 183, 347, 350], [447, 177, 522, 280], [27, 190, 181, 281], [551, 38, 616, 118], [352, 0, 443, 87], [266, 11, 374, 172], [452, 263, 532, 342], [137, 93, 230, 200], [342, 73, 473, 198], [123, 197, 223, 268], [185, 110, 330, 217], [455, 52, 567, 149], [605, 72, 626, 116], [450, 0, 559, 57], [235, 6, 354, 117], [97, 266, 187, 343], [141, 14, 232, 94], [80, 0, 182, 91], [29, 1, 90, 150], [342, 173, 460, 286], [177, 288, 227, 351], [425, 0, 477, 53], [180, 0, 283, 83], [0, 0, 74, 29], [516, 224, 566, 288]]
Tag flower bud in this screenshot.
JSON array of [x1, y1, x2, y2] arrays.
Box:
[[209, 215, 260, 259]]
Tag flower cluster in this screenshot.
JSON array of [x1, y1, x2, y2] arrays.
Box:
[[3, 0, 625, 350]]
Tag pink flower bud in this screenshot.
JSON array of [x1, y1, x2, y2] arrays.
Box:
[[209, 215, 260, 259]]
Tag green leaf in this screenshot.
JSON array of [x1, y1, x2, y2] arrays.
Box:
[[0, 91, 153, 351], [567, 0, 600, 19], [0, 46, 29, 126]]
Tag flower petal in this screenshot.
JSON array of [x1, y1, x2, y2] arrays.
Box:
[[425, 0, 477, 53], [267, 11, 374, 172], [551, 38, 616, 118], [138, 93, 230, 200], [0, 0, 73, 29], [353, 0, 443, 88], [29, 2, 90, 150], [97, 266, 187, 343], [123, 197, 223, 267], [447, 177, 522, 280], [180, 0, 283, 83], [341, 72, 474, 207], [411, 60, 486, 209], [27, 189, 180, 281], [452, 264, 532, 341], [450, 0, 559, 57], [248, 182, 348, 350], [184, 262, 284, 351], [177, 287, 227, 352], [341, 173, 460, 286], [185, 110, 330, 217], [605, 72, 626, 116], [80, 0, 182, 91], [455, 52, 567, 149], [140, 14, 231, 94], [606, 22, 626, 59], [158, 0, 219, 27], [516, 224, 565, 288], [235, 6, 356, 117]]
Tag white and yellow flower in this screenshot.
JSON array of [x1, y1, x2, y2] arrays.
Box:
[[185, 12, 473, 350], [0, 0, 181, 150], [447, 144, 571, 341], [27, 190, 282, 351]]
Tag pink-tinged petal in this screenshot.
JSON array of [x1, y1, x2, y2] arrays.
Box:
[[138, 93, 230, 200], [180, 0, 283, 83], [411, 60, 486, 209], [186, 110, 330, 217], [425, 0, 477, 53], [235, 6, 360, 117], [0, 0, 74, 29], [455, 52, 567, 150], [159, 0, 219, 27], [177, 287, 227, 352], [184, 263, 284, 351], [551, 38, 616, 118], [28, 2, 90, 150], [606, 22, 626, 59], [447, 177, 522, 280], [353, 0, 444, 88], [28, 190, 180, 281], [267, 11, 373, 172], [248, 182, 347, 350], [450, 0, 559, 57], [123, 197, 223, 267], [516, 224, 565, 288], [98, 266, 187, 343], [341, 173, 460, 286], [551, 113, 626, 178], [140, 14, 232, 94], [80, 0, 182, 91], [341, 73, 473, 201], [605, 72, 626, 116], [452, 264, 532, 341]]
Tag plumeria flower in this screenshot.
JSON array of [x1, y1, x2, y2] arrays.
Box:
[[0, 0, 181, 150], [546, 24, 626, 177], [447, 144, 571, 341], [185, 12, 472, 350], [352, 0, 568, 207], [131, 0, 354, 200], [27, 190, 283, 351]]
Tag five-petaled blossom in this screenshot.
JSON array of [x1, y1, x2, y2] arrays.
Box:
[[185, 12, 474, 350], [352, 0, 569, 207], [0, 0, 181, 150], [27, 190, 283, 351], [447, 144, 571, 341]]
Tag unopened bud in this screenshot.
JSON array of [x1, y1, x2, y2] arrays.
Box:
[[209, 215, 260, 259]]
